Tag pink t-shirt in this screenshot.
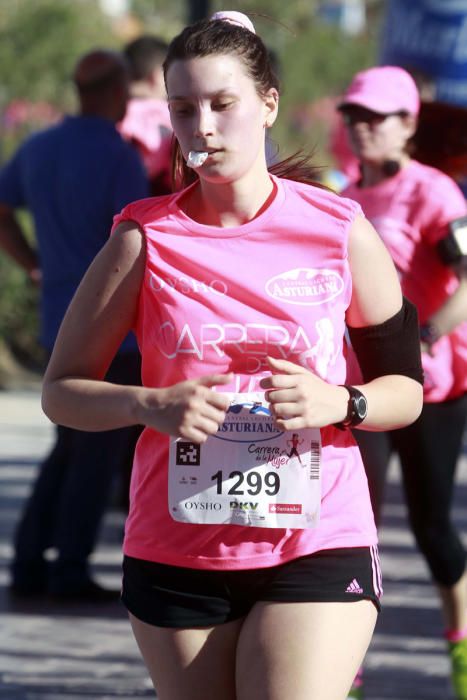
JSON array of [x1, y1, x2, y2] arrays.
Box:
[[112, 176, 377, 569], [118, 97, 172, 179], [343, 160, 467, 403]]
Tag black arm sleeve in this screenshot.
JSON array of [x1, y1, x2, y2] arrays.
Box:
[[347, 297, 424, 385]]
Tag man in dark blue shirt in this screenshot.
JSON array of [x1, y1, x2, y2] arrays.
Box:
[[0, 49, 149, 601]]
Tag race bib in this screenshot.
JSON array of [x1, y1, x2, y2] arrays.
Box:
[[168, 392, 321, 529]]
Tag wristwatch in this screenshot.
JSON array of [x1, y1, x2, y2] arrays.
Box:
[[334, 385, 368, 430]]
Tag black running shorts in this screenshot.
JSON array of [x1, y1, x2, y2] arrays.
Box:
[[121, 546, 382, 628]]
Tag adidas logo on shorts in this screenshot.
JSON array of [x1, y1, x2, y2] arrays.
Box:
[[346, 578, 364, 594]]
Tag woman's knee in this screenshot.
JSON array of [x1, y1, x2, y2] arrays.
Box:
[[412, 526, 466, 586]]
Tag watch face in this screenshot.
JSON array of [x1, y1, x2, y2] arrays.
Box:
[[355, 395, 368, 420]]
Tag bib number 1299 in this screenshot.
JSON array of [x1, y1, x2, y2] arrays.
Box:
[[211, 469, 280, 496]]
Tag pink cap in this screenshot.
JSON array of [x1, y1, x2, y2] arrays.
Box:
[[339, 66, 420, 116], [210, 10, 256, 34]]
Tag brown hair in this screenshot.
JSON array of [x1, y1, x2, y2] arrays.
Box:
[[124, 35, 169, 82], [163, 18, 323, 191]]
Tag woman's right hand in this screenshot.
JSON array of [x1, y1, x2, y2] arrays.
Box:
[[136, 373, 232, 443]]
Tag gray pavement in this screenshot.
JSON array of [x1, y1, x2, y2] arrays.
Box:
[[0, 388, 466, 699]]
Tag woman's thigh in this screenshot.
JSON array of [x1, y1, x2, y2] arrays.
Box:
[[129, 612, 243, 700], [236, 600, 377, 700]]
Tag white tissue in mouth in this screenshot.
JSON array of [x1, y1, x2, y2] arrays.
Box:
[[187, 150, 208, 168]]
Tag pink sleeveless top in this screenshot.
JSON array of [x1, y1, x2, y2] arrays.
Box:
[[112, 175, 377, 569], [344, 161, 467, 403]]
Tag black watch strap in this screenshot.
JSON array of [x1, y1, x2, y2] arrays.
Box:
[[334, 385, 368, 430]]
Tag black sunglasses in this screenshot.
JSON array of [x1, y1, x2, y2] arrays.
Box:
[[341, 108, 406, 126]]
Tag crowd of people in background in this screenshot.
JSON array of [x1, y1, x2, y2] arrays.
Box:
[[0, 8, 465, 700]]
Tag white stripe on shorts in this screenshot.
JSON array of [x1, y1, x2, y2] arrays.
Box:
[[370, 544, 383, 598]]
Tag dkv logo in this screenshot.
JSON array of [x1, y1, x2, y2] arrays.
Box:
[[265, 268, 344, 306]]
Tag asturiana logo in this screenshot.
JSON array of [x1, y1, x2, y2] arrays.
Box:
[[214, 419, 283, 443], [265, 268, 344, 306]]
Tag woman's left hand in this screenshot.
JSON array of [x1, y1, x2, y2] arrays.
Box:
[[259, 356, 348, 430]]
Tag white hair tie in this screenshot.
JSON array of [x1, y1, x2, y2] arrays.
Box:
[[210, 10, 256, 34]]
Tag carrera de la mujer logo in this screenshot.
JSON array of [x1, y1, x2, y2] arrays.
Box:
[[265, 268, 344, 306]]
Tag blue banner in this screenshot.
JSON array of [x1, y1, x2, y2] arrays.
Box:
[[380, 0, 467, 106]]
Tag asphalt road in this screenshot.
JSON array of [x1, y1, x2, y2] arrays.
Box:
[[0, 388, 466, 699]]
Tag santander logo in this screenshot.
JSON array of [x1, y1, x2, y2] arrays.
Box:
[[265, 268, 344, 306]]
